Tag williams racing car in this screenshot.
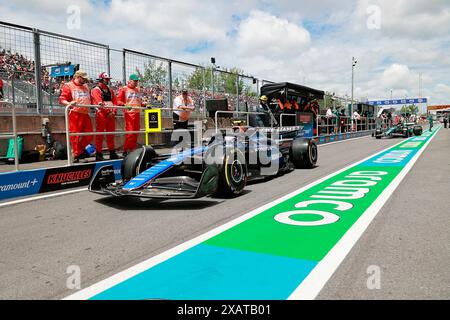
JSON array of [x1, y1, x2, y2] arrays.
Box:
[[89, 128, 318, 199]]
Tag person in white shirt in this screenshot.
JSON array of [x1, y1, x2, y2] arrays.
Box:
[[325, 107, 335, 134], [173, 89, 195, 129], [353, 110, 361, 131]]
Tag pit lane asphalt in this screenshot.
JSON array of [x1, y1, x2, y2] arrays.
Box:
[[0, 134, 442, 299], [317, 127, 450, 300]]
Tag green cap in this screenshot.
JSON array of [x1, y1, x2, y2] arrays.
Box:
[[129, 74, 139, 81]]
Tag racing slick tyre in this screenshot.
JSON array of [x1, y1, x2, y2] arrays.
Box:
[[402, 128, 409, 138], [413, 125, 423, 136], [214, 148, 248, 198], [121, 146, 156, 182], [291, 138, 318, 169], [375, 129, 382, 139]]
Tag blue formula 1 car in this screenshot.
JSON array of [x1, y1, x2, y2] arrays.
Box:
[[89, 128, 318, 199]]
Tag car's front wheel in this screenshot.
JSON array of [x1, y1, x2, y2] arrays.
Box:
[[121, 146, 156, 182], [214, 148, 248, 197]]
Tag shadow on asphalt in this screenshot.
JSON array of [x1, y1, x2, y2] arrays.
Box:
[[95, 196, 221, 211], [94, 190, 254, 210]]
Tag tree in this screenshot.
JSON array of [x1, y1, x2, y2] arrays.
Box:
[[184, 66, 247, 95], [400, 104, 418, 115], [135, 60, 168, 86], [186, 67, 207, 90]]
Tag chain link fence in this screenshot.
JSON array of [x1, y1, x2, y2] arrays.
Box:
[[0, 20, 275, 120], [124, 49, 170, 117], [39, 31, 109, 114], [171, 61, 206, 117]]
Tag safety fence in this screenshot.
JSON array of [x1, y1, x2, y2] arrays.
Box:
[[0, 101, 19, 170], [317, 115, 376, 135], [0, 21, 259, 117]]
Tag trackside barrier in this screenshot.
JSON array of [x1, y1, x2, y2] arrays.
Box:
[[317, 115, 376, 135], [0, 101, 19, 171], [0, 159, 123, 201]]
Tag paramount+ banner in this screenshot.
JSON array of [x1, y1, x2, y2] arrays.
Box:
[[39, 164, 97, 193], [0, 160, 123, 201]]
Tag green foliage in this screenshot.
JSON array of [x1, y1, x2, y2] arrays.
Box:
[[400, 104, 418, 114], [134, 61, 255, 97], [185, 66, 247, 94], [135, 60, 168, 87]]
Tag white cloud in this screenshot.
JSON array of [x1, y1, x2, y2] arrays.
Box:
[[236, 11, 311, 58], [0, 0, 449, 105]]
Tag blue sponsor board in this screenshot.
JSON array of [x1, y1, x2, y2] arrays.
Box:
[[297, 113, 314, 138], [0, 170, 45, 200], [50, 65, 75, 78], [368, 98, 427, 106], [0, 160, 123, 202]]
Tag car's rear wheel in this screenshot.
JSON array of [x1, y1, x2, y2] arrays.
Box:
[[413, 125, 423, 136], [375, 129, 382, 139], [291, 138, 318, 169]]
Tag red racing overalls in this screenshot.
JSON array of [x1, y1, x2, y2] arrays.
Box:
[[117, 85, 143, 152], [59, 81, 93, 158], [91, 83, 118, 152]]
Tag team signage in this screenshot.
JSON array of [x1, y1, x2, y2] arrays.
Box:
[[367, 98, 427, 106], [39, 164, 96, 193], [297, 112, 313, 138], [145, 109, 162, 133], [427, 105, 450, 111]]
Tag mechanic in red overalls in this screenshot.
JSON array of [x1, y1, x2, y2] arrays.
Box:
[[117, 74, 145, 156], [91, 72, 119, 161], [59, 70, 93, 162]]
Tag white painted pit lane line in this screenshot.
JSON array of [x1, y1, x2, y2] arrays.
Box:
[[0, 188, 88, 208]]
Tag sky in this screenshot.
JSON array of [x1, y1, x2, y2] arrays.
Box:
[[1, 0, 450, 108]]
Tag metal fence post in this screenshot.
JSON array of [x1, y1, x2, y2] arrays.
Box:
[[33, 29, 43, 115], [202, 67, 206, 117], [11, 76, 15, 105], [168, 60, 173, 111], [236, 74, 239, 113], [107, 46, 111, 76], [12, 105, 19, 171], [122, 49, 127, 85]]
